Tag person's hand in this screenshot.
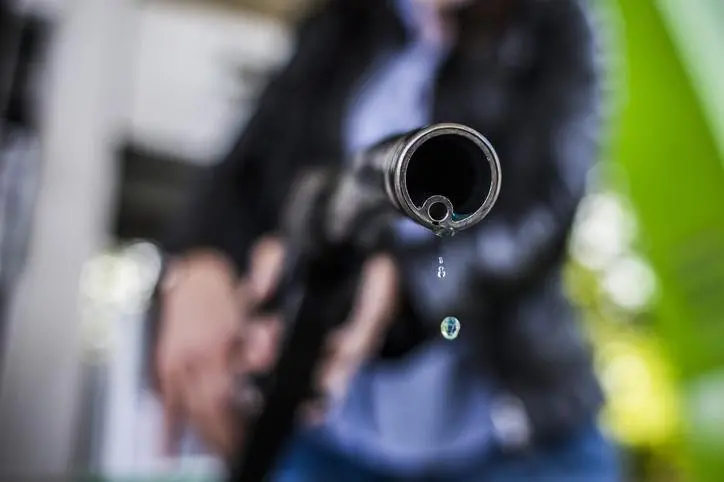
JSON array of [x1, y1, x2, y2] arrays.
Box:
[[156, 237, 400, 459], [156, 240, 289, 458], [155, 248, 249, 458]]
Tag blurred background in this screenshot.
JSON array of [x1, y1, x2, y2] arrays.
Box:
[[0, 0, 722, 480]]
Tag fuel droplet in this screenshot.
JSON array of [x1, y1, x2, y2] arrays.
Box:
[[441, 316, 460, 340]]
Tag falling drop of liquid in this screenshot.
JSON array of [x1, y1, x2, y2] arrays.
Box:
[[441, 316, 461, 340]]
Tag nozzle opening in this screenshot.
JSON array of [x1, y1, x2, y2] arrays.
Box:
[[428, 201, 448, 222], [405, 134, 492, 216]]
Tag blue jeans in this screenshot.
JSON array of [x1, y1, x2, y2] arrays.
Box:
[[273, 422, 620, 482]]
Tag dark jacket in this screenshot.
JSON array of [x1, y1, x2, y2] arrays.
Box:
[[166, 0, 605, 444]]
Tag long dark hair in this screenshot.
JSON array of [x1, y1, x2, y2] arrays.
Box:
[[311, 0, 525, 49]]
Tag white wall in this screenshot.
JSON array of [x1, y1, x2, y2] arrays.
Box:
[[0, 1, 291, 476], [126, 2, 292, 162], [0, 0, 136, 475]]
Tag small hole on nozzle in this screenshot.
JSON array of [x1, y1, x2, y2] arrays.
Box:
[[428, 202, 448, 222]]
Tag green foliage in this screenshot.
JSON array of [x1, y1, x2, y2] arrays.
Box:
[[576, 1, 724, 480]]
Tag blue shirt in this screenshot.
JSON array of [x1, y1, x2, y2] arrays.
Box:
[[305, 0, 500, 476]]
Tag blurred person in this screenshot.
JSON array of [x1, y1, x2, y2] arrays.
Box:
[[154, 0, 618, 480]]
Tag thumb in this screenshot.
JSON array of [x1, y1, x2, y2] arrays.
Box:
[[249, 236, 286, 301], [339, 254, 399, 359], [319, 254, 399, 400]]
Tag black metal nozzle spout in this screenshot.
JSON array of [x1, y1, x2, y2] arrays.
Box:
[[360, 122, 501, 236], [228, 124, 501, 482]]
